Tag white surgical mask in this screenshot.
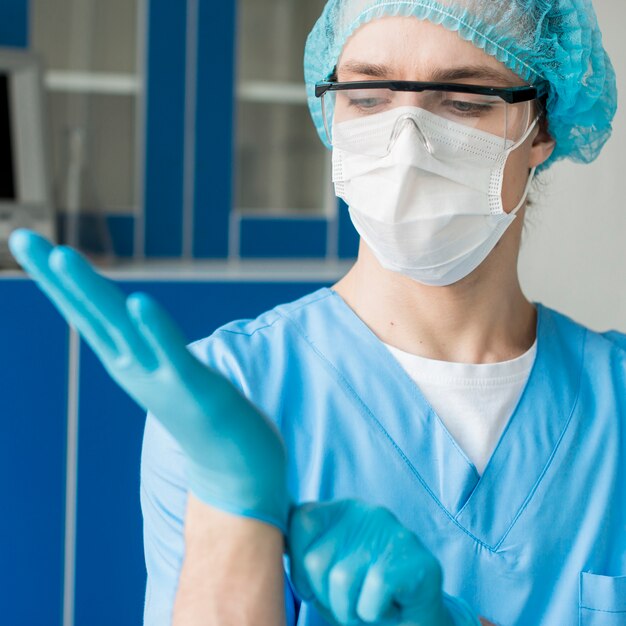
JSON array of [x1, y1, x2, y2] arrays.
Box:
[[332, 107, 537, 286]]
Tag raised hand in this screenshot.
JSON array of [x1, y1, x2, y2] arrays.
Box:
[[288, 500, 481, 625], [9, 230, 290, 530]]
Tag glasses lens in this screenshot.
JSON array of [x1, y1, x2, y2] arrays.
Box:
[[322, 88, 531, 156]]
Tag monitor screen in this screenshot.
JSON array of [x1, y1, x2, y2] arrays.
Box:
[[0, 72, 16, 201]]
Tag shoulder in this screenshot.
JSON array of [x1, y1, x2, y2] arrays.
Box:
[[581, 321, 626, 365], [540, 304, 626, 358], [600, 330, 626, 353], [543, 307, 626, 409], [594, 330, 626, 391], [188, 287, 336, 390], [585, 327, 626, 391]]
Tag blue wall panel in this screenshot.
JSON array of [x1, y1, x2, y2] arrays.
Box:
[[0, 281, 67, 626], [73, 342, 146, 626], [0, 0, 28, 47], [240, 218, 328, 258], [192, 0, 236, 259], [73, 280, 328, 624], [144, 0, 187, 257]]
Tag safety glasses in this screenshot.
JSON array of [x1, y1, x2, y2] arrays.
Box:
[[315, 80, 547, 155]]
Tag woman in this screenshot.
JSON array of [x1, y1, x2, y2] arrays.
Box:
[[10, 0, 622, 625]]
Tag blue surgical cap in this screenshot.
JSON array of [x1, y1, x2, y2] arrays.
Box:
[[304, 0, 618, 169]]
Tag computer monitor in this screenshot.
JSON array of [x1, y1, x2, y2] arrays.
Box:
[[0, 48, 54, 268]]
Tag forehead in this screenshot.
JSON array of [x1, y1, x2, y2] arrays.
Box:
[[337, 16, 523, 85]]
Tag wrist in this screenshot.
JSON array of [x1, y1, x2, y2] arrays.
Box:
[[174, 494, 286, 625], [185, 458, 290, 533]]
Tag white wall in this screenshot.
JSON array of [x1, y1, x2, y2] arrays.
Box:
[[519, 1, 626, 332]]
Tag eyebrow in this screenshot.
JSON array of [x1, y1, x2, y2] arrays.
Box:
[[337, 61, 522, 86]]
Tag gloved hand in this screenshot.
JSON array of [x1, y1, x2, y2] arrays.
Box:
[[288, 500, 481, 626], [9, 230, 290, 531]]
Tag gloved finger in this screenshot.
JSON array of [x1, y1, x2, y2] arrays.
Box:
[[9, 230, 117, 357], [287, 502, 348, 606], [327, 553, 370, 625], [288, 501, 349, 600], [356, 561, 401, 623], [127, 291, 283, 458], [357, 536, 443, 623], [126, 292, 193, 371], [49, 246, 156, 369], [10, 229, 57, 279], [302, 536, 341, 616]]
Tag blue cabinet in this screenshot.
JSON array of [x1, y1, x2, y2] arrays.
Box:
[[73, 343, 146, 626], [1, 281, 67, 626]]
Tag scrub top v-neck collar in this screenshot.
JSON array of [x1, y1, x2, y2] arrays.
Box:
[[289, 288, 586, 550]]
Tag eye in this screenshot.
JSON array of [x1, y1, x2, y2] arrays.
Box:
[[452, 100, 480, 112], [348, 96, 387, 109], [339, 89, 393, 114], [442, 97, 497, 116]]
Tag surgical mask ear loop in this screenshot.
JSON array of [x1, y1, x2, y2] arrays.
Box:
[[505, 115, 540, 216], [509, 114, 540, 153], [510, 166, 537, 216]]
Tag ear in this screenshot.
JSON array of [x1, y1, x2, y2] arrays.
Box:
[[529, 120, 556, 169]]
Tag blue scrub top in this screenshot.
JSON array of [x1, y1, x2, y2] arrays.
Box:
[[141, 288, 626, 626]]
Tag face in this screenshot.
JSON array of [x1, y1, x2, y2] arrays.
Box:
[[336, 17, 555, 213]]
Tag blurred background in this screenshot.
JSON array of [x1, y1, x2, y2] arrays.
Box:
[[0, 1, 624, 625]]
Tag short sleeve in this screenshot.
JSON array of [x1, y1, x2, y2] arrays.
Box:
[[603, 330, 626, 352], [140, 414, 189, 625]]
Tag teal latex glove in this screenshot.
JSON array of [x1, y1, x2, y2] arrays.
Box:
[[9, 230, 290, 530], [288, 500, 481, 626]]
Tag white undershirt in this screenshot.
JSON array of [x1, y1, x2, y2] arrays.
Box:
[[385, 340, 537, 475]]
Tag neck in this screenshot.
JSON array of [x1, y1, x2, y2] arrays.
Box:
[[334, 241, 536, 364]]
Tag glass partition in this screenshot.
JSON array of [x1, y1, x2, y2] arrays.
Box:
[[31, 0, 144, 254], [235, 0, 331, 216]]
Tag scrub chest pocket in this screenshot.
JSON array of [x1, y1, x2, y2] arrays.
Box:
[[579, 572, 626, 625]]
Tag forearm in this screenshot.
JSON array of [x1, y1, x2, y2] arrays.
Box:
[[174, 494, 287, 626]]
